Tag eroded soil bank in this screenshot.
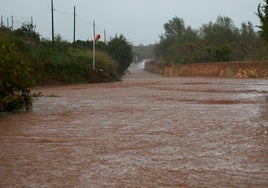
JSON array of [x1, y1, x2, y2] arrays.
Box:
[[145, 60, 268, 79], [0, 63, 268, 187]]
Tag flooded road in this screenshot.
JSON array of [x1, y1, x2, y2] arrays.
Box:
[[0, 63, 268, 187]]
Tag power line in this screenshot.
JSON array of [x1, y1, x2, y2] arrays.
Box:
[[1, 15, 32, 28], [73, 6, 76, 44], [76, 15, 91, 25], [43, 0, 50, 7], [39, 0, 50, 9], [38, 0, 104, 32], [51, 0, 54, 45], [1, 15, 31, 19], [54, 8, 73, 16], [39, 0, 73, 16], [2, 0, 108, 42], [95, 24, 103, 34]]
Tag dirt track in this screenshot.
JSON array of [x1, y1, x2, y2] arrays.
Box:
[[0, 62, 268, 187]]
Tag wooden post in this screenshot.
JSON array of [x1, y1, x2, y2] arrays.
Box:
[[11, 16, 13, 29], [73, 6, 76, 45], [93, 20, 96, 69], [1, 16, 3, 27], [51, 0, 55, 45]]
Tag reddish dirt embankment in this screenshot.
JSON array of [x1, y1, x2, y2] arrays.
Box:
[[145, 61, 268, 78]]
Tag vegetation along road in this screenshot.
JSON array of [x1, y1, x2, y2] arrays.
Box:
[[0, 62, 268, 187]]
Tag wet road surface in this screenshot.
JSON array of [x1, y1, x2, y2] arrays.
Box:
[[0, 63, 268, 187]]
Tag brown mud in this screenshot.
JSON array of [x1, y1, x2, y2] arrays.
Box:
[[0, 62, 268, 187]]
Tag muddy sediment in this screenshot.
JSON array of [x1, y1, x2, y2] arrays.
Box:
[[0, 63, 268, 187]]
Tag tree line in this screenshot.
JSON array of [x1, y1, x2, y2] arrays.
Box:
[[155, 0, 268, 65], [155, 15, 267, 65]]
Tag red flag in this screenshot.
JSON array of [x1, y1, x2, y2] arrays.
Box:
[[94, 34, 101, 44]]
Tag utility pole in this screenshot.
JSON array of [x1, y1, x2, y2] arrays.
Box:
[[73, 6, 76, 45], [104, 29, 106, 44], [1, 16, 3, 27], [29, 16, 35, 32], [51, 0, 55, 45], [7, 17, 9, 28], [93, 20, 96, 70], [11, 16, 13, 29], [30, 16, 33, 32]]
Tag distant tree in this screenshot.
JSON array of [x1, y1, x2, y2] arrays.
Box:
[[74, 40, 108, 51], [206, 44, 232, 61], [240, 22, 255, 38], [53, 34, 71, 53], [13, 24, 40, 42], [156, 15, 265, 64], [257, 0, 268, 43], [237, 22, 259, 56], [161, 17, 185, 39], [107, 34, 133, 75], [156, 17, 186, 61], [200, 16, 238, 45]]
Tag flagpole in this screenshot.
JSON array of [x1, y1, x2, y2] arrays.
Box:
[[92, 20, 96, 70]]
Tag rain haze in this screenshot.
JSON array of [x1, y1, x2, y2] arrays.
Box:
[[0, 0, 264, 45]]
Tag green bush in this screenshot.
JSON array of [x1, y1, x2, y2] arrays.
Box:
[[29, 46, 120, 84], [0, 37, 35, 112], [107, 34, 133, 75], [206, 44, 232, 62]]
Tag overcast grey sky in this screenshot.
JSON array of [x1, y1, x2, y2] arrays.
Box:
[[0, 0, 263, 45]]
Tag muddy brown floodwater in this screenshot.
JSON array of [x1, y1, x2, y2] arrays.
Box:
[[0, 62, 268, 187]]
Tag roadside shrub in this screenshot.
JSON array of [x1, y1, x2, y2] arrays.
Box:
[[67, 49, 120, 83], [0, 37, 36, 112], [91, 51, 120, 82], [32, 47, 120, 84], [107, 34, 133, 75]]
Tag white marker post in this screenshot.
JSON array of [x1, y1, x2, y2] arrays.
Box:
[[92, 21, 101, 70], [92, 20, 96, 70]]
